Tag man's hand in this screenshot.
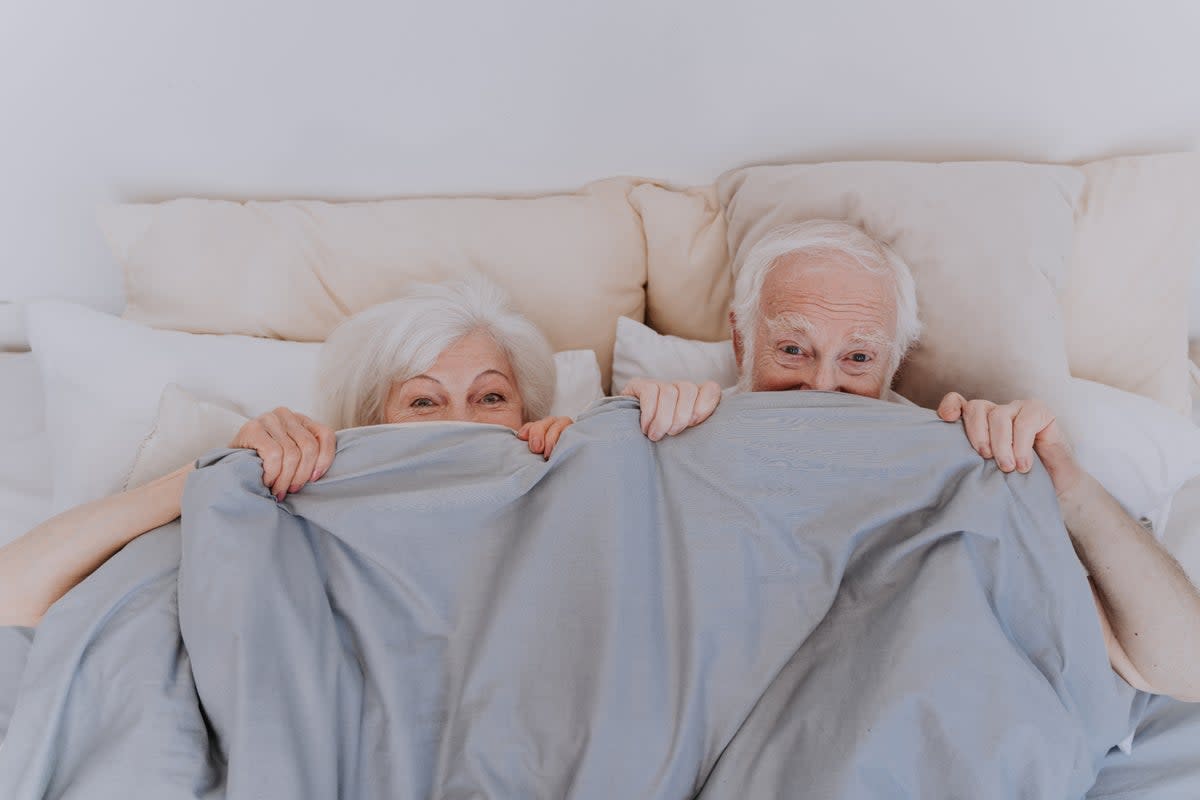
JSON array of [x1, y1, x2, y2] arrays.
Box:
[[516, 416, 573, 460], [620, 378, 722, 442], [230, 407, 337, 501], [936, 392, 1083, 497]]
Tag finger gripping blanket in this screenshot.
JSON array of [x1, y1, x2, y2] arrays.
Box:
[[0, 393, 1138, 799]]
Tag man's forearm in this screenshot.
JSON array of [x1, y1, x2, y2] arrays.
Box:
[[1059, 471, 1200, 701], [0, 464, 192, 627]]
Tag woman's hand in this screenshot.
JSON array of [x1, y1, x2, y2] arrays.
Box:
[[231, 408, 337, 501], [517, 416, 573, 460], [936, 392, 1083, 498], [620, 378, 722, 442]]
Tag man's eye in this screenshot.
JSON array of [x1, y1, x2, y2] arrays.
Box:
[[782, 345, 802, 356], [849, 353, 870, 363], [411, 398, 435, 408], [481, 393, 504, 404]]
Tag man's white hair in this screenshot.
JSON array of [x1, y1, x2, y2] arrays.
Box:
[[731, 220, 921, 389], [318, 276, 556, 429]]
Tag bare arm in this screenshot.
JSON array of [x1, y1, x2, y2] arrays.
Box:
[[0, 464, 192, 628], [0, 406, 338, 629], [1060, 471, 1200, 701], [938, 392, 1200, 701]]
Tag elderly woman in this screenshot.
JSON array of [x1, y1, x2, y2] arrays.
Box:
[[234, 279, 574, 501], [0, 279, 575, 628]]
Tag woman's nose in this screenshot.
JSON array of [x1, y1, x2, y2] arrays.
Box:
[[445, 401, 474, 423]]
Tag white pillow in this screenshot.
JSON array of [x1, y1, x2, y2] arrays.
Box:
[[613, 316, 1200, 531], [28, 302, 603, 513], [0, 352, 44, 437], [123, 384, 249, 490], [0, 354, 51, 546], [0, 303, 27, 352], [1060, 379, 1200, 533], [611, 316, 738, 391], [546, 349, 605, 420]]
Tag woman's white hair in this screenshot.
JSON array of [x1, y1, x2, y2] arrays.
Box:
[[731, 220, 921, 389], [317, 276, 556, 429]]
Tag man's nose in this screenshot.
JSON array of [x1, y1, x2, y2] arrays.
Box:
[[810, 360, 838, 392]]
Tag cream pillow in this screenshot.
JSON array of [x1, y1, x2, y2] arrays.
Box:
[[716, 161, 1083, 411], [628, 183, 731, 342], [99, 178, 647, 387], [642, 155, 1200, 415], [1063, 153, 1200, 416]]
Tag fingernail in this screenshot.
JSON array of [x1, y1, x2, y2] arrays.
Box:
[[276, 492, 285, 502], [290, 483, 301, 493], [532, 437, 542, 450], [1000, 460, 1013, 471], [312, 469, 322, 481]]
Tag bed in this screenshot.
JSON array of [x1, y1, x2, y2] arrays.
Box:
[[2, 154, 1200, 798]]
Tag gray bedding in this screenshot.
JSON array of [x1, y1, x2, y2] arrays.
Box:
[[0, 392, 1161, 798], [1087, 694, 1200, 799]]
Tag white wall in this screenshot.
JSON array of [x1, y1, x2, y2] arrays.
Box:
[[2, 0, 1199, 317]]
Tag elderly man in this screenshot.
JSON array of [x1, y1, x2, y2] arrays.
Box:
[[622, 220, 1200, 703]]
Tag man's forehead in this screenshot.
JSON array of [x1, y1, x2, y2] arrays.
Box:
[[765, 310, 892, 347], [759, 261, 896, 323]]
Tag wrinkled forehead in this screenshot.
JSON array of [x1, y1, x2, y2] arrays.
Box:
[[759, 256, 898, 335], [765, 311, 893, 350]]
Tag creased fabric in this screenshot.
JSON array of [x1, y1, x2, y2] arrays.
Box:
[[0, 393, 1149, 798]]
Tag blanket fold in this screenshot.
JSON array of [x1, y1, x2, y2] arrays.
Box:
[[0, 393, 1140, 798]]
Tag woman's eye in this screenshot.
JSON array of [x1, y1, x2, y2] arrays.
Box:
[[411, 398, 435, 408], [481, 393, 505, 404], [782, 345, 802, 356], [849, 353, 870, 363]]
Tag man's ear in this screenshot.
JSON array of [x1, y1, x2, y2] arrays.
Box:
[[729, 311, 743, 369]]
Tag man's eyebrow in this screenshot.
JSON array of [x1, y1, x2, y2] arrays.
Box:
[[847, 329, 894, 349], [766, 311, 814, 334]]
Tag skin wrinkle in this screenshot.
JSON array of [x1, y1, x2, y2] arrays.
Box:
[[742, 256, 899, 399], [765, 312, 893, 351]]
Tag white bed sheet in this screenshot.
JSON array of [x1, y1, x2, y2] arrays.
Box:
[[0, 353, 51, 546]]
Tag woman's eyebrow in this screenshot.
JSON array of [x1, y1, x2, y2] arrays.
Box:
[[471, 369, 513, 384], [406, 375, 444, 386]]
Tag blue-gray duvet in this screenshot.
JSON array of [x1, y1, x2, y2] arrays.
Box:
[[0, 393, 1155, 798]]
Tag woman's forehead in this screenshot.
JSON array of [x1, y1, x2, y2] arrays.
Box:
[[433, 333, 513, 370]]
